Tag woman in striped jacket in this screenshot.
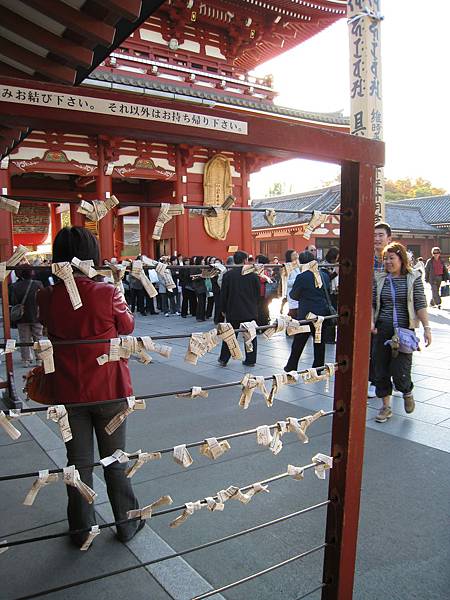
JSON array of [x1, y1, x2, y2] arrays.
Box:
[[371, 242, 431, 423]]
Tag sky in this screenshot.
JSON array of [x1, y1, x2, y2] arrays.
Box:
[[249, 0, 450, 200]]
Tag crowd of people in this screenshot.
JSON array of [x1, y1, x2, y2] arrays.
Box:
[[4, 223, 448, 548], [8, 226, 448, 421]]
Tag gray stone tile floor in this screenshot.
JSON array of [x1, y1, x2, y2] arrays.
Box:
[[1, 297, 449, 599]]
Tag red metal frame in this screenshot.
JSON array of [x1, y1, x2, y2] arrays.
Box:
[[322, 161, 375, 597], [0, 74, 383, 599]]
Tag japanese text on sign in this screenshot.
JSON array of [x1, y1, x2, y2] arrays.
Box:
[[0, 85, 248, 136]]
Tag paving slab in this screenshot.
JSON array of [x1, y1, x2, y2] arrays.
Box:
[[1, 308, 449, 599]]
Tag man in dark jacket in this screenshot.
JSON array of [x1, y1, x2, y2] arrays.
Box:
[[218, 251, 260, 367]]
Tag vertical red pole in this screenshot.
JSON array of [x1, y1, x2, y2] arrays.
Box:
[[139, 206, 152, 257], [96, 139, 114, 261], [0, 166, 13, 261], [115, 213, 124, 258], [175, 146, 189, 256], [50, 204, 61, 241], [240, 156, 253, 253], [322, 161, 375, 599], [0, 166, 19, 407], [69, 203, 85, 228]]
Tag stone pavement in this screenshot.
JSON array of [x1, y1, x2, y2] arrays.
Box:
[[1, 296, 449, 600]]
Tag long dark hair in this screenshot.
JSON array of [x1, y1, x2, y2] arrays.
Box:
[[52, 226, 100, 266]]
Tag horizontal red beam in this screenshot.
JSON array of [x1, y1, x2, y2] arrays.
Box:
[[0, 77, 384, 167]]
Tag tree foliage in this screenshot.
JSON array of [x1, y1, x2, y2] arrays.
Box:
[[265, 181, 293, 197], [385, 177, 447, 201]]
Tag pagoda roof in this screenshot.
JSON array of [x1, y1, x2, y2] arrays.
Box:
[[252, 185, 444, 234], [390, 196, 450, 226], [231, 0, 347, 71], [252, 185, 341, 228], [86, 69, 349, 128], [153, 0, 347, 72]]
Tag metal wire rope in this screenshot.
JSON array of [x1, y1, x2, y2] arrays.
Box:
[[0, 318, 339, 347], [0, 461, 324, 551], [3, 360, 342, 413], [1, 194, 348, 216], [5, 315, 337, 344], [192, 543, 328, 599], [12, 501, 330, 600], [0, 410, 335, 482]]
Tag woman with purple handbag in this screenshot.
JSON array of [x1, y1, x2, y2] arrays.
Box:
[[372, 242, 432, 423]]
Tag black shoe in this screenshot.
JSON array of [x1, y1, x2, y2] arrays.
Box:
[[242, 361, 256, 367], [218, 359, 228, 367], [181, 315, 187, 318], [118, 519, 145, 543]]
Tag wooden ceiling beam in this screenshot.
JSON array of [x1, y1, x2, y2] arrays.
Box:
[[0, 60, 31, 79], [94, 0, 142, 22], [0, 38, 77, 84], [20, 0, 115, 47], [0, 7, 94, 69]]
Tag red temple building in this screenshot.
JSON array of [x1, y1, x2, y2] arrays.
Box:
[[0, 0, 349, 261]]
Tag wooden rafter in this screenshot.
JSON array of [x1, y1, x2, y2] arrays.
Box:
[[94, 0, 143, 22], [0, 38, 77, 84], [21, 0, 115, 47], [0, 7, 94, 69]]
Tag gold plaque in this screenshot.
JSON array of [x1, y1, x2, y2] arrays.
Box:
[[203, 154, 233, 241]]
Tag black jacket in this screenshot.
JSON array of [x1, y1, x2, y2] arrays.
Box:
[[10, 279, 43, 324], [220, 266, 260, 322], [290, 269, 331, 320]]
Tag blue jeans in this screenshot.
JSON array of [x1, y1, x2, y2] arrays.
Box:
[[66, 401, 140, 544]]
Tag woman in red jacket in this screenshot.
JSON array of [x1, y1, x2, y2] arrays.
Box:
[[38, 227, 143, 548]]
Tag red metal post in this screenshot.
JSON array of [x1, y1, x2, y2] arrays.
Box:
[[322, 161, 375, 599]]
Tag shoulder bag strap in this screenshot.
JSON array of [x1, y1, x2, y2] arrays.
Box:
[[387, 275, 399, 328], [319, 270, 334, 314], [20, 280, 34, 307]]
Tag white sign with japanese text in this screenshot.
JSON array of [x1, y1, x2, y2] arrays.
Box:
[[347, 0, 385, 221], [0, 84, 248, 136]]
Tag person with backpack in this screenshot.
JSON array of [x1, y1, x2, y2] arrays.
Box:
[[10, 268, 43, 367]]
